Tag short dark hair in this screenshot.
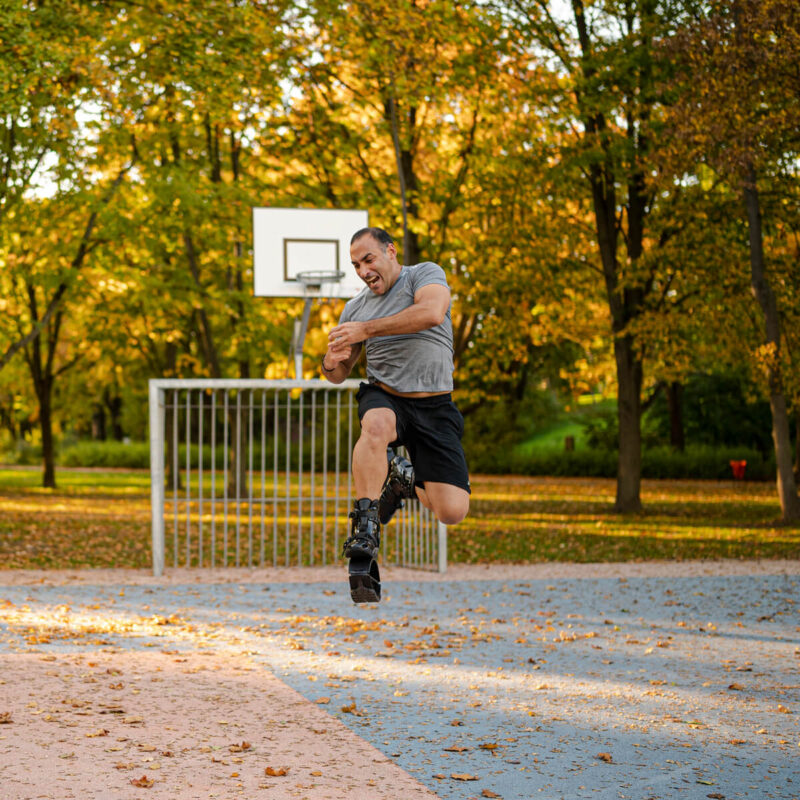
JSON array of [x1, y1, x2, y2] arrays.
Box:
[[351, 227, 394, 249]]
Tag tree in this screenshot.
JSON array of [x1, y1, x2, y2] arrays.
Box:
[[0, 0, 113, 373], [494, 0, 693, 510], [664, 0, 800, 520]]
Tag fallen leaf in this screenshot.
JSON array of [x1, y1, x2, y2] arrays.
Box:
[[85, 729, 109, 738], [451, 773, 479, 781], [229, 741, 252, 753], [482, 791, 502, 799], [315, 697, 330, 705], [596, 752, 613, 763], [130, 775, 154, 788], [480, 743, 499, 751], [727, 683, 745, 691], [264, 766, 289, 777], [444, 745, 469, 752], [0, 712, 12, 724]]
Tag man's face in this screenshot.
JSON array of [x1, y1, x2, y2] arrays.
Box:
[[350, 234, 399, 295]]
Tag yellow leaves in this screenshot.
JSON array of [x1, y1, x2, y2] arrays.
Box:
[[0, 711, 12, 724], [129, 774, 154, 788], [85, 728, 109, 737], [596, 752, 613, 763], [228, 741, 251, 753], [340, 701, 364, 716], [451, 773, 479, 781], [264, 766, 289, 777]]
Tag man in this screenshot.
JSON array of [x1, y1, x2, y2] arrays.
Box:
[[321, 227, 470, 602]]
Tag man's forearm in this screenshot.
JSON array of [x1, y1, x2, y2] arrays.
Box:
[[360, 302, 445, 338], [321, 355, 348, 384]]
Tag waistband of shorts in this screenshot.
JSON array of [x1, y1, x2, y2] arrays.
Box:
[[361, 382, 452, 405]]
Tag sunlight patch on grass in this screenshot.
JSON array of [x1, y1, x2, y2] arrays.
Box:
[[0, 469, 797, 569]]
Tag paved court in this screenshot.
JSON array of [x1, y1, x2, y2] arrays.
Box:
[[1, 562, 799, 799]]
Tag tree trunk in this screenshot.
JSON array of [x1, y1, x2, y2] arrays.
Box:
[[667, 381, 685, 451], [385, 96, 420, 265], [615, 335, 643, 511], [40, 389, 56, 489], [24, 286, 59, 489], [91, 404, 106, 441], [743, 165, 800, 521], [795, 408, 799, 480]]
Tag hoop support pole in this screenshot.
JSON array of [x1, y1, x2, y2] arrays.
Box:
[[294, 296, 314, 379]]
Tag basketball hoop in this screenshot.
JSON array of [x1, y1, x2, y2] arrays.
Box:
[[295, 270, 345, 292]]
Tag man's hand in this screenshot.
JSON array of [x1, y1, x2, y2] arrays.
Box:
[[328, 321, 368, 350], [322, 334, 362, 383]]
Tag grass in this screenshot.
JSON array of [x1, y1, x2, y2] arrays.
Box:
[[513, 419, 587, 455], [0, 467, 798, 570]]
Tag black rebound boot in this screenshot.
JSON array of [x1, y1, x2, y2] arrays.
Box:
[[343, 498, 382, 603], [378, 449, 415, 525]]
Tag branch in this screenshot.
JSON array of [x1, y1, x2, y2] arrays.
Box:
[[0, 157, 135, 372]]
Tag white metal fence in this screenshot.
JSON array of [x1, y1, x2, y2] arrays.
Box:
[[148, 379, 446, 576]]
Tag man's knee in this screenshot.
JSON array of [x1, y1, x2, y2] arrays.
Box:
[[359, 408, 397, 443], [436, 498, 469, 526], [417, 484, 469, 526]]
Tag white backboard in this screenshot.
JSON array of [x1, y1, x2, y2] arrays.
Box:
[[253, 207, 368, 298]]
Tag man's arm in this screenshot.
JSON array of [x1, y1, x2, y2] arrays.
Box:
[[321, 341, 362, 384], [328, 283, 450, 349]]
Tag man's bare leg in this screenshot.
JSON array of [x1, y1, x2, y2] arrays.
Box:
[[352, 408, 397, 498], [414, 482, 470, 526]]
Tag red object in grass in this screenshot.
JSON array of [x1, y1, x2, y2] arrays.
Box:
[[730, 459, 747, 479]]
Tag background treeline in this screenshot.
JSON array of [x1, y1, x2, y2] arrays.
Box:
[[1, 0, 798, 514]]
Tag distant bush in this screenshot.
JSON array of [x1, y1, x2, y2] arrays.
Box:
[[0, 441, 42, 466], [469, 443, 773, 481], [640, 445, 773, 481], [14, 435, 777, 482], [60, 441, 150, 469], [57, 438, 352, 472]]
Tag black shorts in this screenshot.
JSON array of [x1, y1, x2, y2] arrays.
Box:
[[356, 382, 470, 493]]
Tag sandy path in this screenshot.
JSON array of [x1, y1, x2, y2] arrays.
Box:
[[0, 648, 439, 800]]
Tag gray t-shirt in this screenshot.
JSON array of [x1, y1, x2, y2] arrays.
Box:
[[339, 262, 454, 392]]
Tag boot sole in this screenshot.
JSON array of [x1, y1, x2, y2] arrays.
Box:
[[348, 554, 381, 603]]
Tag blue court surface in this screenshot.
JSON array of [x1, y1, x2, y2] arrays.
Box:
[[1, 567, 799, 800]]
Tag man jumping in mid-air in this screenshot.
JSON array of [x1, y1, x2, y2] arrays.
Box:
[[320, 227, 470, 603]]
